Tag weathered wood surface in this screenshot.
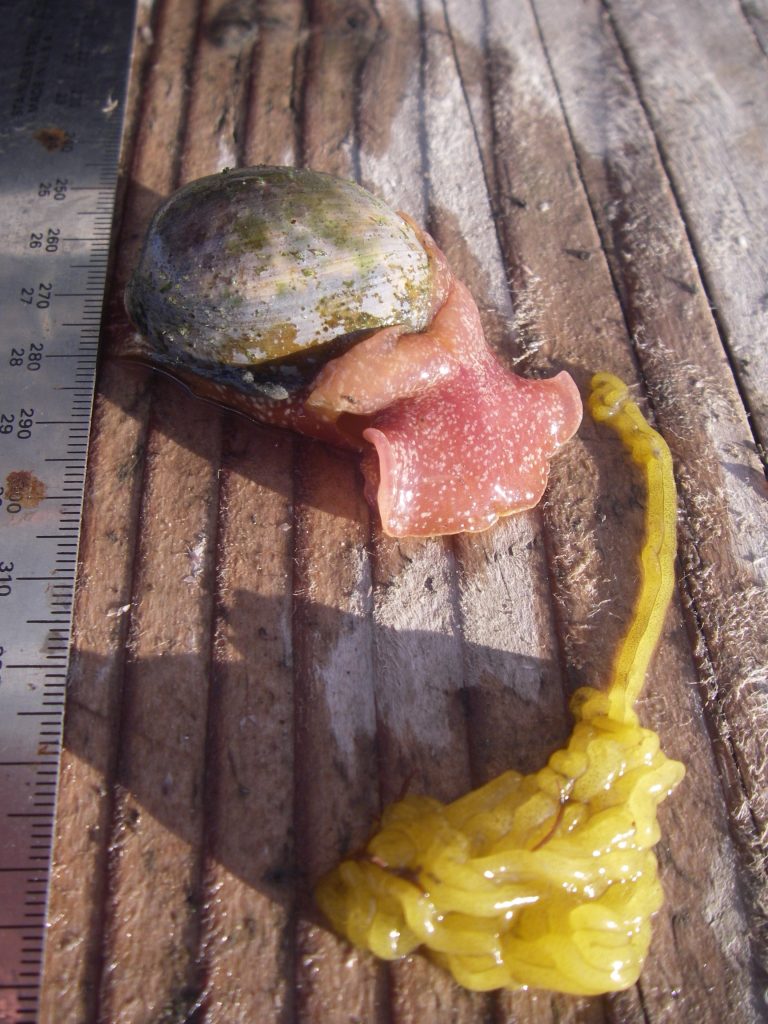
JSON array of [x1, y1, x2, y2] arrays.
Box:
[[41, 0, 768, 1021]]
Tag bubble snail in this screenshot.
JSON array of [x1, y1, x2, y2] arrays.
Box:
[[124, 166, 581, 538], [315, 373, 685, 995]]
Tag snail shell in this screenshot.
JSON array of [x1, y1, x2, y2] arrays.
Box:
[[125, 166, 439, 378]]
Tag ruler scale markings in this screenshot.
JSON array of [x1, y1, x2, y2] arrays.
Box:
[[0, 0, 135, 1017]]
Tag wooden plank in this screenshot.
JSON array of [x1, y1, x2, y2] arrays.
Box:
[[291, 442, 386, 1024], [604, 0, 768, 450], [97, 376, 220, 1024], [90, 0, 270, 1013], [469, 6, 663, 1016], [419, 3, 575, 1020], [198, 416, 297, 1024], [291, 4, 386, 1022], [196, 5, 302, 1022], [38, 0, 768, 1021], [480, 1, 764, 1019], [529, 0, 768, 1007], [359, 4, 495, 1019]]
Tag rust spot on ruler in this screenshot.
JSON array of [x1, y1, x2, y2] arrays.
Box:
[[33, 126, 72, 151], [5, 470, 46, 509]]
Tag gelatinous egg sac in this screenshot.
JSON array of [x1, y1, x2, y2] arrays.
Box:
[[125, 166, 582, 537]]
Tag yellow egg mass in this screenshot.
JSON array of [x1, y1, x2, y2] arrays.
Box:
[[315, 372, 685, 995]]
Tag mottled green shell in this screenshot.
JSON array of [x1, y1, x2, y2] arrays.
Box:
[[125, 166, 435, 367]]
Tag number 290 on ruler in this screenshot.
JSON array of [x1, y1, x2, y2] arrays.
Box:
[[0, 2, 134, 1020]]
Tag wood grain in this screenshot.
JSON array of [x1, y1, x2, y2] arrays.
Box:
[[41, 0, 768, 1022], [605, 0, 768, 448]]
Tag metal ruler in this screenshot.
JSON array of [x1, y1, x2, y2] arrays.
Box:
[[0, 2, 135, 1020]]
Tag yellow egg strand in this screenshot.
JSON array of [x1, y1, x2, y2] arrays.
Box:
[[587, 372, 679, 720], [315, 372, 685, 995]]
